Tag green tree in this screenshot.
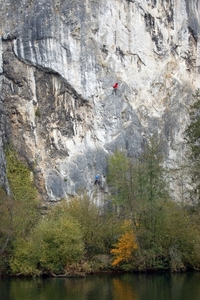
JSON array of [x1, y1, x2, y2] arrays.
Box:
[[5, 147, 39, 237], [108, 136, 169, 217], [10, 210, 84, 276], [107, 136, 171, 269], [156, 200, 200, 271], [0, 147, 40, 274], [65, 194, 121, 258], [107, 151, 141, 223], [107, 150, 132, 205], [137, 137, 169, 238], [0, 189, 14, 273]]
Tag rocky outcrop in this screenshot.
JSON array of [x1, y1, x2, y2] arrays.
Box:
[[0, 0, 199, 202]]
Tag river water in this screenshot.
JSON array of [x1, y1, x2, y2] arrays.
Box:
[[1, 272, 200, 300]]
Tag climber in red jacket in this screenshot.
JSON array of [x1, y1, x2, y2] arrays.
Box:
[[112, 82, 118, 95]]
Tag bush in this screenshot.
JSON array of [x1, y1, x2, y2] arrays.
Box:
[[10, 213, 84, 276], [65, 194, 122, 258]]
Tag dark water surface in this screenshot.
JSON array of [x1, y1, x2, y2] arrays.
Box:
[[1, 272, 200, 300]]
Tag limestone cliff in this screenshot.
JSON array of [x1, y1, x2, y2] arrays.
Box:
[[0, 0, 199, 202]]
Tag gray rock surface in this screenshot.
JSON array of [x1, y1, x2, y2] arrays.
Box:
[[0, 0, 199, 202]]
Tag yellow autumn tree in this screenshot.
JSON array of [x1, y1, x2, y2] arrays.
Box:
[[110, 221, 138, 267]]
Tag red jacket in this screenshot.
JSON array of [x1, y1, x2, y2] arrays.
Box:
[[113, 83, 118, 89]]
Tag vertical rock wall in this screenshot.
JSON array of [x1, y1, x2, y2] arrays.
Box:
[[0, 0, 199, 202]]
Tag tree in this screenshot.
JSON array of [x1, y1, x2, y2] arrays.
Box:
[[0, 147, 40, 274], [5, 147, 40, 237], [107, 136, 171, 269], [138, 137, 169, 232], [10, 210, 84, 276], [65, 194, 121, 258], [110, 221, 138, 269], [107, 150, 141, 222], [107, 136, 169, 222], [107, 151, 132, 205], [0, 189, 14, 274], [0, 189, 13, 253]]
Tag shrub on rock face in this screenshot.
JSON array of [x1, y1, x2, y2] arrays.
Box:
[[5, 146, 40, 237], [185, 89, 200, 206], [0, 147, 40, 275]]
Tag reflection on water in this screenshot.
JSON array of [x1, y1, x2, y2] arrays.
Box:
[[112, 277, 139, 300], [1, 272, 200, 300]]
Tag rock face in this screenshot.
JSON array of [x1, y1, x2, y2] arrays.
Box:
[[0, 0, 199, 202]]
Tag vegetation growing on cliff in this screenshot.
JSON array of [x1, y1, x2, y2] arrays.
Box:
[[185, 89, 200, 208], [2, 128, 200, 276], [5, 147, 40, 236], [0, 147, 40, 275]]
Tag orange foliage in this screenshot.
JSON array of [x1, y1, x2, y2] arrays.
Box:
[[111, 229, 138, 266]]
